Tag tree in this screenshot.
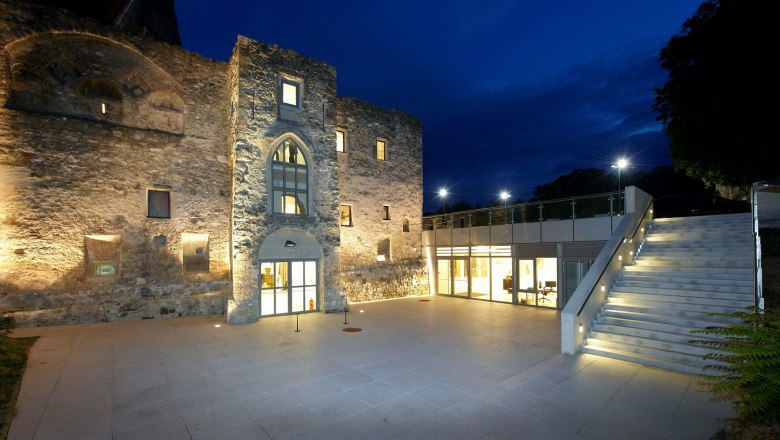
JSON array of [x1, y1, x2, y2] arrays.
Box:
[[654, 0, 780, 189]]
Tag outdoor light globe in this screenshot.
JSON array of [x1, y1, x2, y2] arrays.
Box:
[[438, 188, 448, 198]]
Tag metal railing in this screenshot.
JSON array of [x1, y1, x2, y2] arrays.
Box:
[[423, 191, 625, 230]]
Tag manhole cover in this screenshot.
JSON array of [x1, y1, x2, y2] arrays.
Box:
[[342, 327, 363, 332], [418, 299, 431, 302]]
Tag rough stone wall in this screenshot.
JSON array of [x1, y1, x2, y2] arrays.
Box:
[[0, 0, 231, 326], [336, 97, 427, 302], [226, 36, 343, 323]]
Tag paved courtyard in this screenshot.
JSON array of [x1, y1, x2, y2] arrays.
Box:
[[8, 296, 733, 439]]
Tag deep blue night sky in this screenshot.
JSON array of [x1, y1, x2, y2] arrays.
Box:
[[175, 0, 702, 212]]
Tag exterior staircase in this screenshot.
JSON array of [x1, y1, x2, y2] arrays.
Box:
[[583, 212, 755, 375]]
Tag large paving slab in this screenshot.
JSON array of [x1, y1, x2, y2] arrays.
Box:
[[8, 296, 734, 439]]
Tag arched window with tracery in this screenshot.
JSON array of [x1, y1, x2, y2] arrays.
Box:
[[272, 139, 308, 215]]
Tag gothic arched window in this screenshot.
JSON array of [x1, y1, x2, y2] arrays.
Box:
[[272, 139, 308, 215]]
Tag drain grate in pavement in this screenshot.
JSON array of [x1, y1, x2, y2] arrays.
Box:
[[342, 327, 362, 332], [418, 299, 431, 302]]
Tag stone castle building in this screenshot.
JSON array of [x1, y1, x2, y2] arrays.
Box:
[[0, 0, 426, 326]]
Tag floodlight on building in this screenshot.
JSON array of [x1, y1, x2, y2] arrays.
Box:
[[284, 240, 296, 247]]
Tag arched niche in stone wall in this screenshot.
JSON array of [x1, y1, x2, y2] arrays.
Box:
[[147, 90, 184, 134], [257, 228, 323, 262], [4, 32, 184, 133]]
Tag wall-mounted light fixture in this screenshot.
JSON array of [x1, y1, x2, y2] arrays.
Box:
[[284, 240, 296, 248], [579, 323, 584, 333]]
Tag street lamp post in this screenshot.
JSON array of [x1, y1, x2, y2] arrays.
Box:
[[500, 191, 510, 224], [612, 158, 628, 215], [438, 188, 448, 228]]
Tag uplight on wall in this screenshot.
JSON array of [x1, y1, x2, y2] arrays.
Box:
[[101, 103, 107, 114], [579, 323, 584, 333], [600, 285, 605, 293]]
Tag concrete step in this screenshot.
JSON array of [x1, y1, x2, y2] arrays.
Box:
[[588, 331, 725, 359], [604, 300, 747, 317], [617, 275, 753, 287], [634, 257, 753, 269], [592, 322, 729, 343], [599, 309, 743, 327], [623, 266, 752, 276], [610, 288, 754, 302], [582, 345, 708, 376], [598, 315, 715, 335], [638, 249, 752, 257], [622, 272, 752, 283], [613, 280, 753, 294]]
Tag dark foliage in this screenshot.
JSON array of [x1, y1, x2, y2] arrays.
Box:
[[654, 0, 780, 188], [691, 307, 780, 423]]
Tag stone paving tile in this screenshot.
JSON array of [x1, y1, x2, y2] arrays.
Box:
[[8, 296, 735, 440]]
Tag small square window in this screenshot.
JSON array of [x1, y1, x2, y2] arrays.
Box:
[[336, 130, 346, 153], [281, 80, 299, 107], [148, 190, 170, 218], [376, 139, 386, 160], [382, 205, 390, 221], [340, 205, 353, 226]]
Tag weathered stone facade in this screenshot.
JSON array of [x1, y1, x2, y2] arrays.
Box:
[[336, 97, 426, 302], [0, 0, 426, 327]]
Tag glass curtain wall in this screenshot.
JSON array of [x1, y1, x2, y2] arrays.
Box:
[[435, 246, 513, 302]]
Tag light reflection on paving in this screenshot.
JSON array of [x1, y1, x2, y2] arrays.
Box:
[[8, 296, 734, 440]]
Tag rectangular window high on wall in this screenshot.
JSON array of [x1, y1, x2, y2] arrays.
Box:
[[340, 205, 353, 226], [382, 205, 390, 221], [281, 79, 299, 107], [336, 130, 346, 153], [147, 190, 170, 218], [376, 139, 386, 160]]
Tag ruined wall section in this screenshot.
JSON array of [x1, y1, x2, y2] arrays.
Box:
[[0, 0, 231, 326], [227, 36, 343, 323], [336, 97, 427, 302]]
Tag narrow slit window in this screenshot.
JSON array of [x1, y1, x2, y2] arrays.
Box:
[[340, 205, 353, 226], [382, 205, 390, 221], [376, 139, 386, 160], [336, 130, 346, 153]]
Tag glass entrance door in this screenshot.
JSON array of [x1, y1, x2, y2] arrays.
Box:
[[437, 259, 451, 295], [260, 260, 318, 316], [452, 257, 469, 297], [564, 259, 592, 307], [517, 259, 535, 305]]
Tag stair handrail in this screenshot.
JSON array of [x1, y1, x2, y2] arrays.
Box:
[[561, 186, 654, 354]]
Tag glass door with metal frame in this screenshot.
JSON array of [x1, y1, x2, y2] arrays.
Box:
[[563, 259, 592, 307], [260, 260, 318, 316], [452, 257, 469, 297], [437, 259, 451, 295]]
